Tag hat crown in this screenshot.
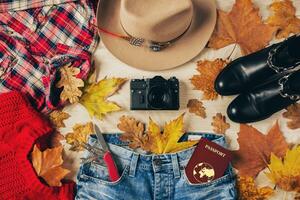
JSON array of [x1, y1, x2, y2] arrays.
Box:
[[120, 0, 193, 42]]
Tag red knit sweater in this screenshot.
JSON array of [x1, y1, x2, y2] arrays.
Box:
[[0, 91, 75, 200]]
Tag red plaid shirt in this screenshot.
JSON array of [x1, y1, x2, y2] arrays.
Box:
[[0, 0, 99, 112]]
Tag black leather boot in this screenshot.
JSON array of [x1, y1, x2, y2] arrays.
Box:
[[215, 35, 300, 96], [227, 70, 300, 123]]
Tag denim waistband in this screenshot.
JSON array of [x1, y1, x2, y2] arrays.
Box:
[[87, 132, 230, 179]]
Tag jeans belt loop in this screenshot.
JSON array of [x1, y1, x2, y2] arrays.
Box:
[[129, 153, 139, 178], [227, 163, 235, 178], [171, 154, 181, 179]]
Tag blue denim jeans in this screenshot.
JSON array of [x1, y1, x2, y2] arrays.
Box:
[[76, 133, 237, 200]]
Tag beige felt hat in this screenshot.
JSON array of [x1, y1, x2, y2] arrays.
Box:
[[96, 0, 217, 71]]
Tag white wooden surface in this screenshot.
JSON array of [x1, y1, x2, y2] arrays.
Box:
[[60, 1, 300, 199]]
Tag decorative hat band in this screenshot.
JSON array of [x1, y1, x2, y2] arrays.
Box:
[[92, 23, 191, 52]]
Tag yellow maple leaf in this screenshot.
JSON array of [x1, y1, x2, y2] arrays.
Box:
[[266, 0, 300, 39], [56, 63, 84, 104], [143, 118, 164, 154], [190, 59, 227, 100], [80, 78, 126, 119], [266, 146, 300, 191], [31, 145, 70, 187], [65, 122, 94, 151], [146, 114, 198, 154]]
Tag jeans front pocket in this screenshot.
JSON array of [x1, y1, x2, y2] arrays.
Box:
[[178, 165, 237, 200], [182, 167, 235, 188], [79, 161, 130, 186]]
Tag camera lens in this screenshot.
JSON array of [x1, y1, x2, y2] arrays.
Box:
[[148, 86, 171, 109]]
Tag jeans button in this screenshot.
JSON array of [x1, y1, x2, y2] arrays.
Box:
[[154, 159, 161, 166]]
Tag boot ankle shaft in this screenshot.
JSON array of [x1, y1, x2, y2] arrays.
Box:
[[287, 35, 300, 59], [287, 70, 300, 94], [271, 36, 300, 70]]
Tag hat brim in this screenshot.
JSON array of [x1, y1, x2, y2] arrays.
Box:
[[96, 0, 217, 71]]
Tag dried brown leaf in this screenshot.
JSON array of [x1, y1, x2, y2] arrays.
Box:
[[49, 110, 70, 128], [56, 63, 84, 104], [118, 116, 147, 150], [65, 122, 94, 151], [295, 191, 300, 200], [208, 0, 276, 55], [31, 145, 70, 187], [237, 176, 274, 200], [211, 113, 230, 134], [190, 59, 227, 100], [282, 103, 300, 130], [266, 0, 300, 39], [87, 62, 98, 84], [187, 99, 206, 118], [50, 131, 65, 148]]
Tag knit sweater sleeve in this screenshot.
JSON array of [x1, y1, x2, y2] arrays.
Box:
[[0, 92, 75, 199], [0, 91, 53, 143], [0, 137, 71, 200]]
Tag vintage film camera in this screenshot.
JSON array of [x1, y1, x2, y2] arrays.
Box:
[[130, 76, 179, 110]]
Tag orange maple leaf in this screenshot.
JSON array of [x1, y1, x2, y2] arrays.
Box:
[[190, 59, 227, 100], [232, 122, 288, 178], [267, 0, 300, 39], [208, 0, 276, 55]]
